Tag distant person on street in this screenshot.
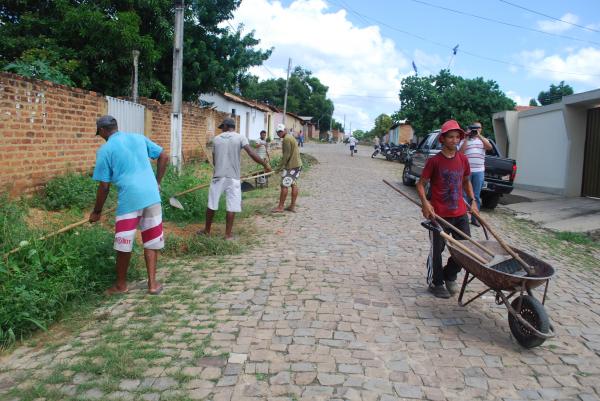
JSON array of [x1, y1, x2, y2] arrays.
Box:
[[416, 120, 477, 299], [349, 134, 358, 156], [299, 130, 304, 147], [199, 118, 271, 240], [256, 130, 270, 163], [256, 130, 270, 187], [90, 115, 168, 296], [273, 124, 303, 213], [460, 121, 492, 227]]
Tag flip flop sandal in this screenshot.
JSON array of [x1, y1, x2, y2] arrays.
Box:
[[105, 286, 129, 296], [148, 285, 163, 295]]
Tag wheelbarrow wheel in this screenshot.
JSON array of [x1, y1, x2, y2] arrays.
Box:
[[508, 295, 549, 348]]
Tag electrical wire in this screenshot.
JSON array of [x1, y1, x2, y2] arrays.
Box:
[[499, 0, 600, 34], [409, 0, 600, 46], [327, 0, 600, 78]]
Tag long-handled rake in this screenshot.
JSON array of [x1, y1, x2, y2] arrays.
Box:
[[168, 170, 276, 210], [4, 171, 277, 259]]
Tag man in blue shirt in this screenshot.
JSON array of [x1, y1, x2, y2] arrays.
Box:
[[89, 115, 168, 295]]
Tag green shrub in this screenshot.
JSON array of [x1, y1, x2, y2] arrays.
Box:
[[40, 172, 109, 211], [160, 166, 227, 224], [0, 197, 139, 348]]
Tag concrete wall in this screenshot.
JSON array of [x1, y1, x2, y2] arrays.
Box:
[[514, 109, 568, 194], [563, 105, 589, 196], [284, 114, 304, 134], [492, 111, 519, 157], [199, 93, 266, 141]]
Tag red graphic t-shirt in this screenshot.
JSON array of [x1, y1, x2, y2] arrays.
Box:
[[421, 152, 471, 218]]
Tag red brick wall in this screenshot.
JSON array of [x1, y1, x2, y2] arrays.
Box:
[[0, 73, 230, 196]]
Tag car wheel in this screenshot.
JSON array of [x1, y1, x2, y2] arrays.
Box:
[[402, 164, 416, 186], [481, 193, 501, 209]]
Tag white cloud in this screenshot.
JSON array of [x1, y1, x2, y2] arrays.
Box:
[[230, 0, 410, 130], [536, 13, 579, 34], [506, 90, 533, 106], [516, 47, 600, 86]]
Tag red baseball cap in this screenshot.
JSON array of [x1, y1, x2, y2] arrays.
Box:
[[439, 119, 466, 142]]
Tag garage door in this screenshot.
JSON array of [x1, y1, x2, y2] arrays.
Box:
[[582, 107, 600, 198]]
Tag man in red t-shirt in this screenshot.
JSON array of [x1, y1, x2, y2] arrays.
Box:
[[416, 120, 478, 298]]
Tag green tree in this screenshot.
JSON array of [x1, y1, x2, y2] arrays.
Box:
[[0, 1, 270, 101], [393, 70, 515, 135], [370, 113, 393, 139], [529, 98, 539, 106], [241, 66, 335, 132], [537, 81, 574, 106], [352, 129, 367, 140]]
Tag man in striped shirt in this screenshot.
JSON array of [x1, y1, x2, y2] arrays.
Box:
[[460, 122, 492, 226]]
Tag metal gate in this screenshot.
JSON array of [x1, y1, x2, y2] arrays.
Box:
[[582, 107, 600, 198], [106, 96, 145, 134]]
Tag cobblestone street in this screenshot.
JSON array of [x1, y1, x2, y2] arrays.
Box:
[[1, 143, 600, 401]]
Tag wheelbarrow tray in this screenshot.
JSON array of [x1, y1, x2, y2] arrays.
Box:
[[448, 240, 555, 291]]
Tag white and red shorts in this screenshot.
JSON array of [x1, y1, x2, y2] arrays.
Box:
[[114, 203, 164, 252]]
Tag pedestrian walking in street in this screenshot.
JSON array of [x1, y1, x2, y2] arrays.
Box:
[[349, 134, 358, 156], [89, 115, 168, 296], [199, 118, 271, 240], [272, 124, 303, 213], [460, 121, 492, 227], [416, 120, 478, 299], [298, 130, 304, 147]]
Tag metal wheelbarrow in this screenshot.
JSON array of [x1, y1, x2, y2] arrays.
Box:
[[447, 237, 555, 348]]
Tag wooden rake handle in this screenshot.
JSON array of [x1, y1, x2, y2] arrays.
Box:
[[471, 210, 535, 275], [3, 206, 116, 259]]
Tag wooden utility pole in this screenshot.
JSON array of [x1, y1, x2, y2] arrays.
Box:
[[170, 0, 184, 172], [132, 50, 140, 103]]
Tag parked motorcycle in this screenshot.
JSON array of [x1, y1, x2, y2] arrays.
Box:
[[372, 143, 390, 158], [386, 144, 405, 161]]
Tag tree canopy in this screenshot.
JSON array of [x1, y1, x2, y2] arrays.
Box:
[[241, 66, 335, 132], [392, 70, 515, 135], [370, 113, 393, 140], [0, 0, 270, 101], [537, 81, 574, 106]]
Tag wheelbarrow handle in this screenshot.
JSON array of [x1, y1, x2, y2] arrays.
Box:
[[421, 219, 488, 265], [383, 179, 495, 257]]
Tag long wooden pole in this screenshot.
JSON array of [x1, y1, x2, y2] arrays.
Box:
[[382, 179, 495, 257]]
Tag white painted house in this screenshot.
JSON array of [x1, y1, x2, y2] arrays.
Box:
[[199, 92, 270, 141], [493, 89, 600, 197]]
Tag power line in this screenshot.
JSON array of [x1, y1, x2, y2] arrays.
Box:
[[409, 0, 600, 46], [335, 94, 398, 99], [328, 0, 600, 78], [499, 0, 600, 34]]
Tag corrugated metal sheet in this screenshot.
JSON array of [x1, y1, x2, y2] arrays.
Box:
[[582, 107, 600, 197], [106, 96, 145, 134]]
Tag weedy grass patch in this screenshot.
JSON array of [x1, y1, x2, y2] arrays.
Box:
[[0, 195, 140, 349]]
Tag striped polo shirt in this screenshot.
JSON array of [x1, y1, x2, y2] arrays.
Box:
[[461, 137, 485, 173]]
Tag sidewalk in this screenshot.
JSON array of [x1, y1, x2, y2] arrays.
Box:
[[500, 188, 600, 235]]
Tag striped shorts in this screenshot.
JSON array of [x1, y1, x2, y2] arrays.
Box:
[[114, 203, 164, 252]]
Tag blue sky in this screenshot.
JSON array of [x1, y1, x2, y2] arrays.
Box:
[[231, 0, 600, 131]]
